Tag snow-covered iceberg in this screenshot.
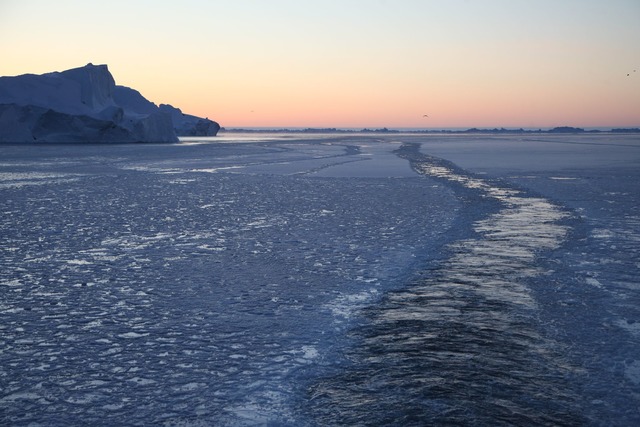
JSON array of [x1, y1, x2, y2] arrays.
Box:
[[0, 63, 219, 143]]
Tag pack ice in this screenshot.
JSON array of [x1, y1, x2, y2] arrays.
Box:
[[0, 63, 220, 143]]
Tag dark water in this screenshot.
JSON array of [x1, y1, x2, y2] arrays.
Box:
[[307, 144, 585, 425]]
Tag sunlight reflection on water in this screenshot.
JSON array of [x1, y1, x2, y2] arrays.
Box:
[[310, 144, 582, 426]]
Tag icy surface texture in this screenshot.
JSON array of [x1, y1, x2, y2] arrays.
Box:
[[0, 138, 457, 425], [1, 133, 639, 425]]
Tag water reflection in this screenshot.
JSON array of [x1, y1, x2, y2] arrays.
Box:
[[309, 144, 584, 425]]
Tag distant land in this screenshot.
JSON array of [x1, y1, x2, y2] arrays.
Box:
[[0, 64, 220, 143], [221, 126, 640, 134]]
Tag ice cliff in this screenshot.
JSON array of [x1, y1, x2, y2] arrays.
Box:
[[0, 64, 219, 143]]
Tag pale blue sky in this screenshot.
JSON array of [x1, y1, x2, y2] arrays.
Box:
[[1, 0, 639, 127]]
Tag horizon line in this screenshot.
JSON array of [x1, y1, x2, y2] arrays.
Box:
[[219, 125, 640, 132]]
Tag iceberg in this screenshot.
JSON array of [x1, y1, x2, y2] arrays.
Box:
[[159, 104, 220, 137], [0, 63, 219, 143]]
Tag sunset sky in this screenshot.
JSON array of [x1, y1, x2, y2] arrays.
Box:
[[1, 0, 639, 129]]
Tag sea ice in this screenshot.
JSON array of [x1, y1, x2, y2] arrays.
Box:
[[0, 133, 638, 425]]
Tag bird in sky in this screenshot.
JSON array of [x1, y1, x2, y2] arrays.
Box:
[[423, 114, 429, 118]]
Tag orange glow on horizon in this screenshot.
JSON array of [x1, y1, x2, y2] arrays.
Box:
[[1, 0, 638, 129]]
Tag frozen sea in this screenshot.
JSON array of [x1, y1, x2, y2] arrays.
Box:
[[1, 132, 639, 425]]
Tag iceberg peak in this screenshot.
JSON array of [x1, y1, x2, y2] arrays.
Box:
[[0, 64, 219, 143]]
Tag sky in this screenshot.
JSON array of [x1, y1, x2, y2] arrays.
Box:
[[1, 0, 639, 129]]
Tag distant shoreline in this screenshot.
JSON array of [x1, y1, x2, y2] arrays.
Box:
[[220, 126, 640, 134]]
